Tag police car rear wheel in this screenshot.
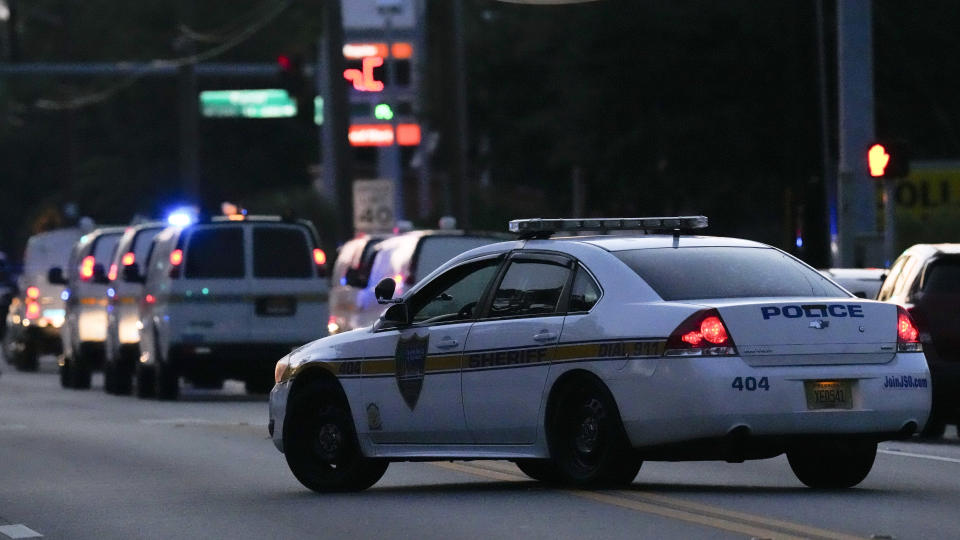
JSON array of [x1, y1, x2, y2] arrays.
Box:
[[284, 380, 388, 492], [548, 377, 641, 487], [787, 439, 877, 489]]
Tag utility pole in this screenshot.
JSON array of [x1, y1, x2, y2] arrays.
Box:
[[836, 0, 878, 267], [322, 0, 354, 240], [452, 0, 470, 229]]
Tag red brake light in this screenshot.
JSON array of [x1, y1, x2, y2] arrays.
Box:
[[122, 252, 136, 266], [108, 263, 118, 282], [145, 294, 156, 304], [80, 255, 96, 280], [897, 306, 921, 352], [26, 286, 40, 299], [26, 301, 41, 319], [665, 309, 737, 356], [169, 249, 183, 266], [313, 248, 327, 266]]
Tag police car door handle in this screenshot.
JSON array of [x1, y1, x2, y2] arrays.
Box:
[[533, 331, 558, 343], [436, 337, 459, 349]]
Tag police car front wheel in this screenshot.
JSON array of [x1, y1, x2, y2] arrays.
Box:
[[284, 380, 389, 492]]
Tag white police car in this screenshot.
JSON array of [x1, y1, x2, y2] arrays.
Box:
[[269, 217, 931, 492]]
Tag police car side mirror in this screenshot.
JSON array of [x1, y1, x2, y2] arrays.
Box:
[[375, 277, 400, 305], [122, 264, 145, 284], [381, 303, 410, 326], [92, 263, 109, 284], [48, 267, 67, 285]]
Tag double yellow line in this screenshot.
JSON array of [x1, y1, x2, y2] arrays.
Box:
[[433, 461, 864, 540]]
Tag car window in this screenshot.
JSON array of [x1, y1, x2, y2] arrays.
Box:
[[569, 265, 601, 312], [489, 260, 570, 318], [893, 256, 919, 297], [131, 228, 162, 265], [877, 256, 907, 301], [185, 227, 245, 279], [408, 258, 501, 325], [412, 236, 499, 282], [614, 247, 846, 300], [922, 258, 960, 294], [92, 234, 121, 266], [253, 226, 312, 278], [332, 238, 364, 284]]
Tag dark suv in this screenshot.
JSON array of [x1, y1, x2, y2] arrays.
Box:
[[877, 243, 960, 436]]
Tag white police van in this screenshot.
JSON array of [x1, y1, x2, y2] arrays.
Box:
[[102, 222, 164, 395], [53, 226, 125, 388], [137, 215, 329, 400], [269, 216, 931, 492]]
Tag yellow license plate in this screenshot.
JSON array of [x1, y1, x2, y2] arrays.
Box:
[[804, 380, 853, 410]]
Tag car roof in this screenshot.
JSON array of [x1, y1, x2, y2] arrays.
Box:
[[899, 243, 960, 259]]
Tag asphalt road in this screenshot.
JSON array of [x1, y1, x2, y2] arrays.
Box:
[[2, 355, 959, 540]]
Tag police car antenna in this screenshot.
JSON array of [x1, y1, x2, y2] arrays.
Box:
[[508, 216, 708, 240]]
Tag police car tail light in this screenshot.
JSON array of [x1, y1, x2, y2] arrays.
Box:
[[664, 309, 737, 357], [25, 299, 41, 320], [26, 286, 40, 300], [121, 252, 136, 266], [897, 306, 922, 352], [80, 255, 96, 281], [108, 263, 118, 282]]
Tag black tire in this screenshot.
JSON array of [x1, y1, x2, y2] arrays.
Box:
[[514, 459, 562, 483], [59, 355, 73, 388], [787, 439, 877, 489], [546, 376, 642, 487], [920, 415, 947, 439], [155, 360, 179, 400], [135, 363, 156, 399], [15, 341, 38, 372], [69, 355, 91, 389], [283, 380, 389, 492]]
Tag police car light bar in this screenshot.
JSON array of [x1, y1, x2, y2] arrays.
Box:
[[508, 216, 708, 238]]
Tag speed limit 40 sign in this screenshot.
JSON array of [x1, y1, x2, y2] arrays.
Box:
[[353, 179, 395, 233]]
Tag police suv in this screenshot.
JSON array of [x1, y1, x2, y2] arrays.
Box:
[[269, 217, 931, 492]]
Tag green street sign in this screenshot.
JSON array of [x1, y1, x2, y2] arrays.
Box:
[[314, 96, 324, 126], [199, 89, 297, 119]]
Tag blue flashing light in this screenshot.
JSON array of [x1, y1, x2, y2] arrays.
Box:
[[795, 236, 803, 248], [61, 290, 70, 301], [107, 287, 116, 298], [167, 206, 198, 227]]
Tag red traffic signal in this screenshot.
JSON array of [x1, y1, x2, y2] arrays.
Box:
[[867, 140, 909, 179]]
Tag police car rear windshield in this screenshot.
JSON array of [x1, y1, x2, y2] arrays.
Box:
[[614, 247, 846, 301]]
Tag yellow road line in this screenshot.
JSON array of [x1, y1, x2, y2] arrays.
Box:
[[433, 461, 865, 540]]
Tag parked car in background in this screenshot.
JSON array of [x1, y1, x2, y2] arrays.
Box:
[[136, 215, 329, 400], [51, 226, 125, 388], [0, 251, 16, 341], [876, 243, 960, 436], [102, 222, 164, 395], [4, 226, 87, 371], [349, 229, 508, 330], [328, 233, 389, 335], [819, 268, 886, 299]]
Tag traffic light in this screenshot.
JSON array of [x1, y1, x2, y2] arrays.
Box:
[[277, 53, 318, 123], [867, 140, 909, 179]]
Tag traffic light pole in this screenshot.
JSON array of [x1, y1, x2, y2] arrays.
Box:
[[321, 0, 354, 241], [883, 177, 896, 266]]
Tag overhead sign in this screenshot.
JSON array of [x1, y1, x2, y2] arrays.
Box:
[[199, 89, 296, 119], [353, 179, 396, 233]]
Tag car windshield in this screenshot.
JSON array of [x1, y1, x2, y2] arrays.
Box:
[[614, 246, 847, 301]]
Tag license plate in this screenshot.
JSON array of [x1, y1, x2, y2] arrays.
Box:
[[804, 380, 853, 410], [256, 296, 296, 317]]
